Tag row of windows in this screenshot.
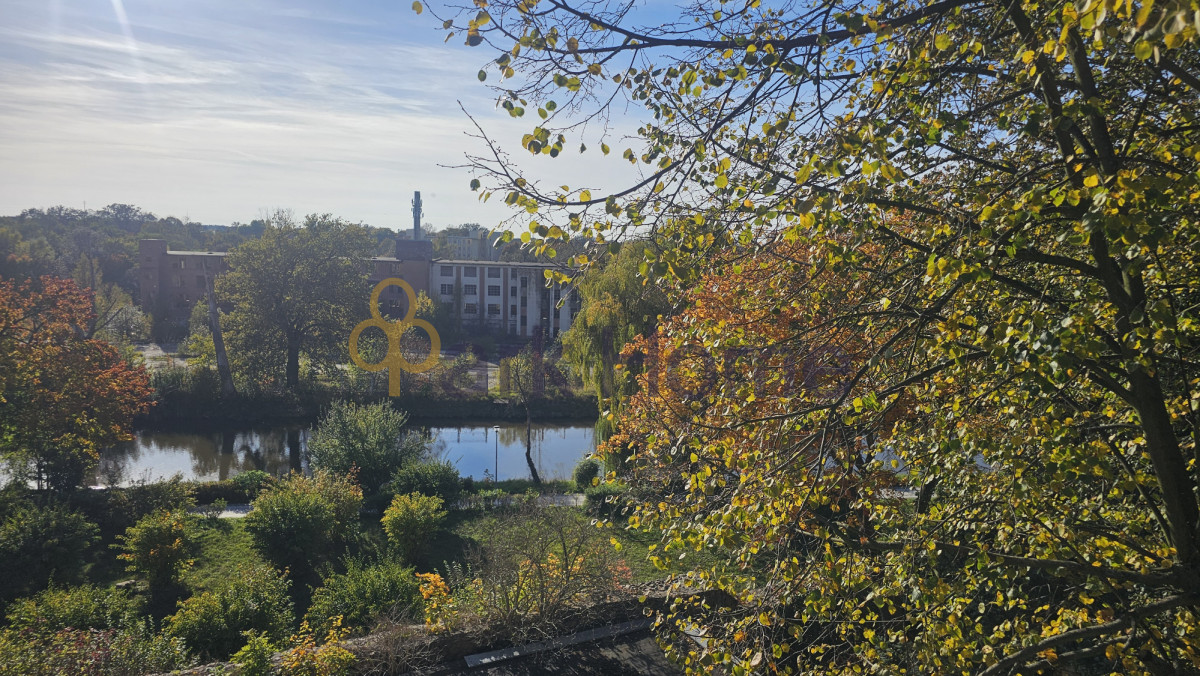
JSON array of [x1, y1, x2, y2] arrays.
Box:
[[438, 266, 529, 285], [440, 283, 524, 298]]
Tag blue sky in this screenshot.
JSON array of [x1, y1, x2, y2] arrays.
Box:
[[0, 0, 643, 231]]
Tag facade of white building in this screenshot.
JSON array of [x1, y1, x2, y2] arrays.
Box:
[[431, 260, 579, 339]]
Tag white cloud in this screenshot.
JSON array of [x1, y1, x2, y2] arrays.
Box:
[[0, 0, 648, 231]]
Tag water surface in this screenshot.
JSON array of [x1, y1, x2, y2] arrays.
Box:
[[94, 422, 595, 486]]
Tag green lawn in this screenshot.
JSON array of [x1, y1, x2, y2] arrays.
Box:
[[183, 519, 270, 592]]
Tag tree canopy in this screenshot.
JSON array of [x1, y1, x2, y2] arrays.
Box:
[[0, 276, 153, 490], [216, 213, 374, 391], [422, 0, 1200, 672]]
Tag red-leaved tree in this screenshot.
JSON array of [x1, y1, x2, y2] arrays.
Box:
[[0, 276, 153, 491]]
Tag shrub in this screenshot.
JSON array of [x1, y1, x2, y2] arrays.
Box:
[[0, 620, 193, 676], [279, 617, 355, 676], [572, 458, 600, 489], [103, 476, 196, 535], [231, 469, 274, 500], [307, 401, 427, 496], [231, 630, 275, 676], [5, 585, 143, 632], [243, 471, 362, 582], [0, 503, 98, 603], [380, 493, 446, 564], [305, 559, 421, 636], [114, 509, 200, 589], [584, 482, 629, 515], [165, 566, 294, 661], [389, 461, 461, 505], [428, 506, 624, 642]]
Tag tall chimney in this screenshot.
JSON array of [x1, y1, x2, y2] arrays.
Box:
[[411, 191, 423, 240]]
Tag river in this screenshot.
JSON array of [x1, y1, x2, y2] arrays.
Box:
[[92, 422, 596, 486]]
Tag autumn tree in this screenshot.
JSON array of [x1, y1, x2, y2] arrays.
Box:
[[0, 276, 153, 490], [420, 0, 1200, 671], [216, 212, 374, 391]]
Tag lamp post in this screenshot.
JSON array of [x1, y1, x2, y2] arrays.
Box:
[[493, 425, 501, 482]]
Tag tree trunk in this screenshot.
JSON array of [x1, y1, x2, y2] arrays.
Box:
[[205, 276, 236, 397], [286, 336, 301, 391], [524, 405, 541, 485]]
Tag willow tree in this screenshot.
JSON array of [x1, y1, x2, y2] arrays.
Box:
[[420, 0, 1200, 671]]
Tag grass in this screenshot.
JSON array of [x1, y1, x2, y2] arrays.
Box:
[[182, 519, 270, 593]]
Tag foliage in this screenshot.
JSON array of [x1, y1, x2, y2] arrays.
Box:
[[561, 242, 669, 420], [216, 212, 374, 391], [101, 475, 196, 536], [305, 558, 421, 636], [114, 509, 200, 589], [279, 617, 355, 676], [165, 566, 295, 661], [422, 505, 627, 641], [72, 253, 148, 345], [0, 276, 153, 490], [230, 469, 275, 500], [420, 0, 1200, 669], [307, 401, 427, 496], [582, 481, 627, 516], [571, 458, 600, 489], [0, 502, 98, 603], [389, 460, 462, 505], [0, 620, 193, 676], [231, 630, 275, 676], [243, 471, 363, 582], [381, 492, 447, 564], [5, 585, 143, 633]]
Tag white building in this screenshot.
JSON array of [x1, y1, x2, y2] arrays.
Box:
[[431, 260, 579, 338]]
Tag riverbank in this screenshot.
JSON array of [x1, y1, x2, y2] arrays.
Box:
[[138, 391, 598, 429]]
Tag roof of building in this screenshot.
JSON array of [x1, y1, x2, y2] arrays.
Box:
[[164, 250, 227, 256]]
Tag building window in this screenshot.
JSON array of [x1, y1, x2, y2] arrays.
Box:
[[464, 267, 477, 277], [510, 304, 517, 315], [464, 284, 477, 296], [520, 315, 528, 326], [488, 304, 500, 316], [440, 284, 454, 295], [520, 296, 528, 308], [464, 303, 477, 315], [441, 266, 453, 276], [520, 276, 528, 288], [510, 287, 517, 297], [488, 285, 501, 296], [178, 259, 187, 269], [487, 268, 501, 278]]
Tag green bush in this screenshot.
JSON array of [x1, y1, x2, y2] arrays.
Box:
[[572, 458, 600, 489], [103, 476, 196, 535], [305, 558, 420, 636], [0, 503, 98, 603], [0, 621, 193, 676], [165, 566, 294, 661], [389, 461, 461, 505], [114, 509, 200, 589], [583, 482, 629, 515], [232, 630, 275, 676], [5, 585, 143, 632], [231, 470, 274, 500], [381, 493, 446, 564], [307, 401, 427, 496], [243, 471, 362, 582]]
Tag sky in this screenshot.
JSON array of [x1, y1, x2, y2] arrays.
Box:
[[0, 0, 645, 232]]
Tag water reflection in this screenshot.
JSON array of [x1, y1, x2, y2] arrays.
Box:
[[94, 422, 595, 486]]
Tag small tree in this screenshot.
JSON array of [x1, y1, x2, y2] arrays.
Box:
[[166, 566, 295, 661], [243, 471, 362, 584], [0, 503, 98, 603], [380, 493, 446, 564], [307, 401, 427, 496], [115, 509, 200, 589]]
